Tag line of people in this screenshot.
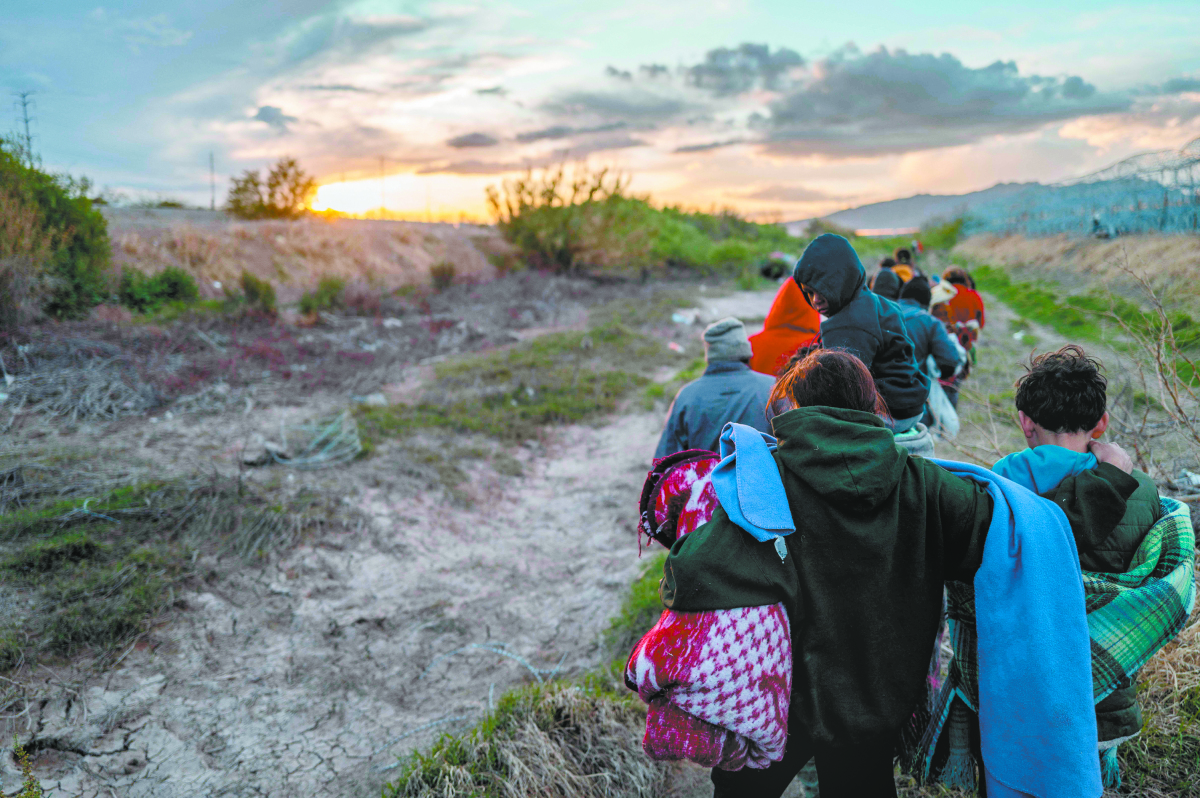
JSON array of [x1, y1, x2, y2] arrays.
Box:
[[636, 233, 1194, 798], [655, 234, 984, 460]]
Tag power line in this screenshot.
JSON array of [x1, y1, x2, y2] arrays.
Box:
[[13, 91, 35, 166], [209, 151, 216, 211], [379, 156, 386, 217]]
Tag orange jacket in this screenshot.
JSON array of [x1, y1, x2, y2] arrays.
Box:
[[749, 280, 820, 376], [933, 285, 986, 329]]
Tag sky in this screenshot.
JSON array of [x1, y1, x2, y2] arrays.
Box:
[[4, 0, 1199, 220]]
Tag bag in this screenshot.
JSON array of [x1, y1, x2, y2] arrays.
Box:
[[924, 355, 960, 438]]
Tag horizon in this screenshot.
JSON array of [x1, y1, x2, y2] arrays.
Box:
[[5, 1, 1198, 221]]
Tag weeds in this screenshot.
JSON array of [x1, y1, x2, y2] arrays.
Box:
[[430, 262, 456, 292], [117, 266, 199, 314], [383, 683, 663, 798], [0, 738, 44, 798], [299, 275, 346, 314], [240, 270, 277, 314], [0, 477, 318, 672], [357, 321, 683, 446]]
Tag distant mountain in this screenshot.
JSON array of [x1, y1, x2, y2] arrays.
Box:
[[785, 182, 1040, 235]]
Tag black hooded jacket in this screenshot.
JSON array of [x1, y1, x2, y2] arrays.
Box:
[[793, 234, 930, 419]]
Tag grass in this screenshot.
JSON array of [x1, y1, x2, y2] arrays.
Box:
[[357, 320, 687, 447], [0, 478, 312, 672], [381, 552, 671, 797]]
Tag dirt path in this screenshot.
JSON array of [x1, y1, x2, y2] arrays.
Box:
[[14, 411, 668, 797]]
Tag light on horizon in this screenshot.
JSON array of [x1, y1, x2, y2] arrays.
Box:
[[312, 171, 498, 222]]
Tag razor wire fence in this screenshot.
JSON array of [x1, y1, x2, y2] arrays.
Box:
[[965, 136, 1200, 237]]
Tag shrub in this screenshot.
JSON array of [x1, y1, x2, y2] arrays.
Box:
[[117, 266, 200, 314], [486, 165, 796, 278], [430, 261, 455, 292], [226, 157, 316, 220], [0, 184, 59, 330], [240, 270, 277, 314], [0, 139, 111, 319], [299, 275, 345, 314]]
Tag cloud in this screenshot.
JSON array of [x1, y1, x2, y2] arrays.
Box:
[[640, 64, 670, 79], [1162, 77, 1200, 94], [253, 105, 298, 132], [686, 43, 804, 96], [732, 185, 840, 202], [674, 138, 745, 153], [97, 12, 193, 52], [552, 135, 648, 157], [417, 159, 530, 175], [605, 66, 633, 81], [298, 83, 377, 93], [476, 86, 507, 96], [542, 90, 692, 123], [447, 132, 500, 148], [279, 14, 433, 67], [515, 122, 628, 143], [755, 46, 1130, 157]]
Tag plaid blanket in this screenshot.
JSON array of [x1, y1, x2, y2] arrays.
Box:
[[906, 496, 1196, 789]]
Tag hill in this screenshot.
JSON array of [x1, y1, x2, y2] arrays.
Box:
[[785, 182, 1038, 235]]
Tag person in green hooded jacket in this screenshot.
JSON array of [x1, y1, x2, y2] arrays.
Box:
[[661, 349, 1138, 798]]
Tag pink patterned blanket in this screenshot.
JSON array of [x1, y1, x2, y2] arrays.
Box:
[[627, 449, 793, 770]]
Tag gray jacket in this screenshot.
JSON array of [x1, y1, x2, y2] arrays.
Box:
[[654, 361, 776, 458]]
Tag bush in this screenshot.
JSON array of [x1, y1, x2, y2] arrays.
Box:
[[240, 270, 277, 314], [0, 139, 111, 319], [486, 165, 797, 278], [299, 275, 345, 314], [430, 261, 455, 292], [0, 184, 59, 330], [227, 157, 316, 220], [117, 266, 200, 314]]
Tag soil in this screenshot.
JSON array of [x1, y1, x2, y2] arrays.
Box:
[[0, 260, 787, 796]]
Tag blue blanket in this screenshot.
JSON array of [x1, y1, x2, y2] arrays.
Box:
[[710, 422, 795, 560], [931, 459, 1101, 798]]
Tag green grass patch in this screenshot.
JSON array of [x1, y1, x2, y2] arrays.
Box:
[[0, 479, 313, 672], [299, 275, 346, 314], [601, 553, 667, 673], [357, 321, 687, 447]]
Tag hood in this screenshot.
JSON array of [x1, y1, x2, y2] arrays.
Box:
[[791, 234, 865, 315], [761, 279, 819, 333], [870, 268, 902, 300], [770, 406, 906, 510]]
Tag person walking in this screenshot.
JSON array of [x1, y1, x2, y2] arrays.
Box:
[[654, 317, 775, 458], [791, 234, 929, 432]]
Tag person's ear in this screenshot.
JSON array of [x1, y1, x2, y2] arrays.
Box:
[[1091, 411, 1109, 439], [1017, 411, 1037, 441]]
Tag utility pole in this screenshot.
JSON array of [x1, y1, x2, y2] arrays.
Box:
[[379, 156, 386, 218], [209, 152, 215, 211], [13, 91, 35, 166]]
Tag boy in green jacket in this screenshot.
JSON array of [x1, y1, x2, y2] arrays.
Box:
[[992, 345, 1159, 756]]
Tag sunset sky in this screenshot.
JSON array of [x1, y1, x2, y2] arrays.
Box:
[[4, 1, 1199, 220]]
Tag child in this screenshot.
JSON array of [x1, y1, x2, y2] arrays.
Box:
[[993, 345, 1162, 772]]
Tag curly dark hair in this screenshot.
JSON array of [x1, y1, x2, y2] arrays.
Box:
[[1014, 345, 1107, 433]]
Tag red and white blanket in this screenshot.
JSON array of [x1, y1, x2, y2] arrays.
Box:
[[627, 450, 793, 771]]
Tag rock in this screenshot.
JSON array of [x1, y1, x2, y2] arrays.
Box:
[[241, 433, 291, 466]]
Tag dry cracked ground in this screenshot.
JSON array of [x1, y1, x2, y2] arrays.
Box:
[[0, 280, 781, 797]]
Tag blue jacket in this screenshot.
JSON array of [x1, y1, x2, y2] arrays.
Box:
[[898, 298, 963, 378], [654, 361, 775, 459]]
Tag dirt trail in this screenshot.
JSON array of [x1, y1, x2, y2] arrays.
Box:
[[15, 411, 664, 797], [1, 274, 785, 797]]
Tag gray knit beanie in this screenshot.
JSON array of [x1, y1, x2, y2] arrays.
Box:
[[703, 317, 752, 363]]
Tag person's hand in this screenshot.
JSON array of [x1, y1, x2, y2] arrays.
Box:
[[1088, 440, 1133, 474]]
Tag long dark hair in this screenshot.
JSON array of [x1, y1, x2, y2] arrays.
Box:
[[769, 348, 890, 418]]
